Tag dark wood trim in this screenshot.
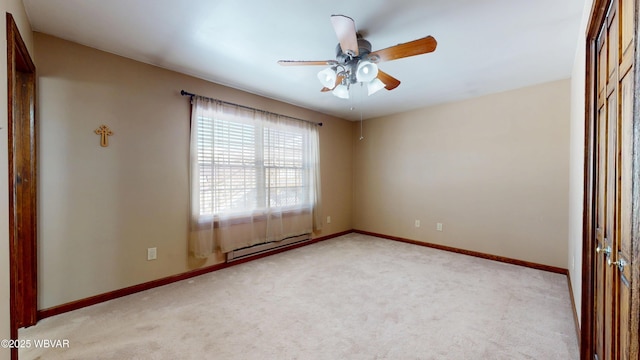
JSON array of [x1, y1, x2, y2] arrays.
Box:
[[6, 13, 16, 358], [37, 230, 351, 320], [580, 10, 598, 359], [580, 0, 617, 359], [7, 12, 37, 360], [353, 229, 568, 274], [567, 272, 581, 346]]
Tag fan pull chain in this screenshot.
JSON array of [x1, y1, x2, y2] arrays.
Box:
[[359, 111, 364, 140], [359, 83, 364, 140]]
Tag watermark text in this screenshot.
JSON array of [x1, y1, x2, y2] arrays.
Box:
[[1, 339, 70, 349]]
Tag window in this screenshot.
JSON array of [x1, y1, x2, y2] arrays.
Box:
[[188, 97, 321, 258], [194, 102, 318, 219]]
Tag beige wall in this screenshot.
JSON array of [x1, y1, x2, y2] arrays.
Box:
[[568, 0, 596, 325], [34, 33, 353, 309], [1, 1, 33, 359], [30, 23, 575, 322], [353, 79, 571, 268]]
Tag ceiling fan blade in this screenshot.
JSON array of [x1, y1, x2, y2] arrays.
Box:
[[330, 15, 359, 56], [278, 60, 338, 66], [377, 70, 401, 90], [321, 74, 345, 92], [368, 36, 437, 63]]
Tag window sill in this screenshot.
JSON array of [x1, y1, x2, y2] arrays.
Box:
[[193, 207, 312, 230]]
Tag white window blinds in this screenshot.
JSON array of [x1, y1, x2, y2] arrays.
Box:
[[196, 115, 314, 217], [198, 117, 258, 216]]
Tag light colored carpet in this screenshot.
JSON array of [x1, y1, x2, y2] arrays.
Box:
[[20, 233, 579, 359]]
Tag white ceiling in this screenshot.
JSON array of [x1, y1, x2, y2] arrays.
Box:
[[23, 0, 585, 120]]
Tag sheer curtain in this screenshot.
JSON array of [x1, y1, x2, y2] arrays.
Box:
[[189, 96, 321, 259]]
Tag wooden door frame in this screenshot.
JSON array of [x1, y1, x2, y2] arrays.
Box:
[[581, 0, 640, 358], [7, 11, 37, 360]]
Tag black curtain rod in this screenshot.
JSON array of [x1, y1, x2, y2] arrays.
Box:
[[180, 90, 322, 127]]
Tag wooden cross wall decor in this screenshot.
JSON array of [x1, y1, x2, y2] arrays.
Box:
[[94, 125, 113, 147]]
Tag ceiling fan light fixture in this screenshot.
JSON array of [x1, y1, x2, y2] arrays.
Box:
[[317, 67, 337, 88], [332, 84, 350, 99], [367, 78, 386, 96], [356, 60, 378, 83], [278, 15, 438, 99]]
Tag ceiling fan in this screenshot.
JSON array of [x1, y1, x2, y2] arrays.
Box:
[[278, 15, 437, 99]]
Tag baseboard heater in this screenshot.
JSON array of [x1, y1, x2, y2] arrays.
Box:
[[225, 233, 312, 262]]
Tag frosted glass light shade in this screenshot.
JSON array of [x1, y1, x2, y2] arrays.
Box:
[[367, 78, 386, 96], [332, 84, 350, 99], [356, 60, 378, 83], [317, 68, 337, 88]]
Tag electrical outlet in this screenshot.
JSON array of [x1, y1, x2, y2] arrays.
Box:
[[415, 220, 420, 228], [147, 247, 157, 261], [327, 216, 331, 224], [436, 223, 443, 231]]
